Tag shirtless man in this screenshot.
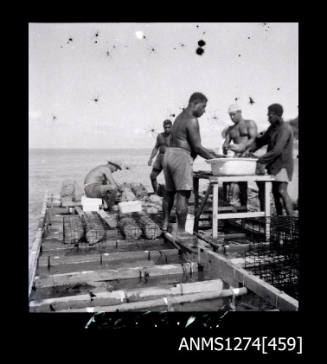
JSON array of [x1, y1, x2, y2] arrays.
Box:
[[84, 161, 128, 211], [162, 92, 219, 234], [148, 119, 172, 194], [222, 104, 258, 207]]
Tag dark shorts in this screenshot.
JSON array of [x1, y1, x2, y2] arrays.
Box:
[[163, 147, 193, 191], [152, 153, 164, 172]]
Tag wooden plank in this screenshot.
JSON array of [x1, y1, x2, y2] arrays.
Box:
[[198, 241, 298, 311], [29, 191, 48, 296], [35, 261, 155, 288], [163, 231, 198, 253], [216, 211, 265, 220], [209, 175, 275, 183], [55, 287, 247, 312], [193, 176, 199, 217], [38, 248, 180, 272], [200, 206, 250, 214], [212, 184, 218, 239], [75, 206, 84, 218], [97, 209, 118, 228], [41, 237, 160, 251], [193, 184, 211, 233], [31, 271, 201, 301], [40, 240, 174, 256], [264, 181, 271, 241], [29, 279, 224, 312], [34, 262, 198, 289]]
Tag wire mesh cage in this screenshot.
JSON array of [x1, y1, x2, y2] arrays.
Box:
[[242, 216, 299, 299]]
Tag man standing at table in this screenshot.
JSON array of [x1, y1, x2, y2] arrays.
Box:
[[222, 104, 258, 207], [248, 103, 294, 216], [161, 92, 219, 235]]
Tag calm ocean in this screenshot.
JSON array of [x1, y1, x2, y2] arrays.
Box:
[[29, 148, 298, 248]]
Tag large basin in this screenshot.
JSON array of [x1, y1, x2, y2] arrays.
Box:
[[206, 157, 258, 176]]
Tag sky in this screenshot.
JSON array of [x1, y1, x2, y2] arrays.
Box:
[[29, 22, 298, 149]]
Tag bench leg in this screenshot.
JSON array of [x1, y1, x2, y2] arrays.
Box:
[[212, 184, 219, 239], [264, 181, 272, 241], [193, 177, 199, 232]]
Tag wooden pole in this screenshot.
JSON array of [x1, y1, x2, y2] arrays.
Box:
[[34, 262, 198, 289], [29, 279, 225, 312], [193, 184, 211, 233], [55, 287, 248, 312], [212, 183, 218, 239], [264, 181, 272, 241]]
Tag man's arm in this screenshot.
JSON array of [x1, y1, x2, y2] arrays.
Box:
[[241, 120, 258, 156], [148, 136, 160, 166], [222, 128, 231, 155], [258, 126, 291, 164], [248, 127, 270, 153], [187, 119, 217, 159], [104, 168, 120, 189], [243, 121, 258, 149]]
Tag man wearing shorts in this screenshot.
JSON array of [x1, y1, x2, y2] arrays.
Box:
[[222, 104, 258, 207], [84, 161, 129, 211], [249, 104, 294, 216], [148, 120, 172, 194], [162, 92, 219, 234]]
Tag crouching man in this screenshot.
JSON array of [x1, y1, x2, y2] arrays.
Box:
[[84, 161, 129, 211]]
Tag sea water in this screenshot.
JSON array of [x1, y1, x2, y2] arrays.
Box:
[[29, 148, 298, 249]]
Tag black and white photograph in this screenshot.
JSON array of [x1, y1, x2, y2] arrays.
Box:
[[29, 22, 299, 323]]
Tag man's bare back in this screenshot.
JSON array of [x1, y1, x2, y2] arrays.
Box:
[[84, 165, 114, 185], [162, 92, 218, 234], [170, 111, 195, 153]]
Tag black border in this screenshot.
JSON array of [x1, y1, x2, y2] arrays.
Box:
[[20, 16, 311, 358]]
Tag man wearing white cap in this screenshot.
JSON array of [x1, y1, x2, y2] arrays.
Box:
[[222, 104, 258, 207], [83, 161, 129, 210]]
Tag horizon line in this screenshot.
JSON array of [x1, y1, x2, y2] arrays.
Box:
[[29, 147, 153, 150]]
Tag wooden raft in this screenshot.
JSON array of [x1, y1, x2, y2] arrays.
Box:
[[29, 187, 298, 312], [163, 231, 298, 311], [30, 192, 249, 312]]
